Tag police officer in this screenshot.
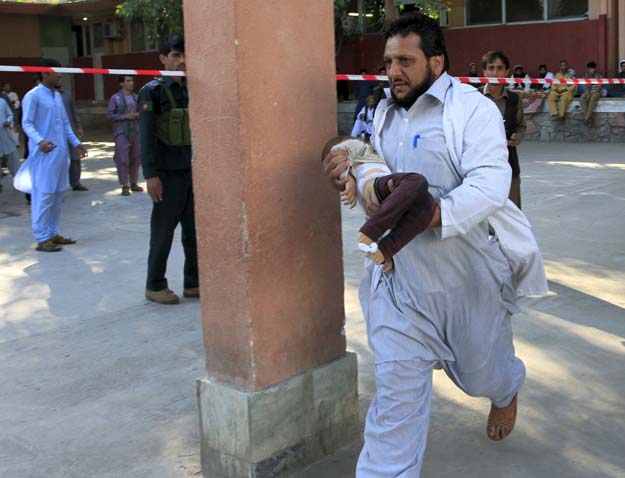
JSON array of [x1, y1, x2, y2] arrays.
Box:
[[139, 35, 198, 304]]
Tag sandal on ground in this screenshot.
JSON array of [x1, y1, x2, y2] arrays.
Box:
[[51, 235, 77, 245], [36, 240, 62, 252], [121, 186, 130, 196], [130, 183, 144, 192], [487, 393, 518, 441]]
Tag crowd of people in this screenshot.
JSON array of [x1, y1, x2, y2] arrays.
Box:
[[0, 36, 197, 305], [346, 58, 625, 134], [481, 58, 625, 124]]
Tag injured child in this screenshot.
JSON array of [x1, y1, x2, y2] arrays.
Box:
[[323, 137, 437, 272]]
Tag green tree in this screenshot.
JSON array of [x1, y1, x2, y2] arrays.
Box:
[[115, 0, 449, 54], [116, 0, 183, 44], [334, 0, 450, 55]]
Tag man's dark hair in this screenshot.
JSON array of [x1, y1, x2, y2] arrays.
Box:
[[560, 59, 568, 64], [587, 61, 597, 68], [159, 35, 185, 55], [360, 68, 368, 74], [36, 58, 61, 81], [118, 74, 133, 83], [539, 64, 548, 70], [481, 51, 509, 69], [385, 12, 449, 72]]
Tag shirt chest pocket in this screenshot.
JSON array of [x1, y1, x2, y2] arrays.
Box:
[[405, 138, 457, 193]]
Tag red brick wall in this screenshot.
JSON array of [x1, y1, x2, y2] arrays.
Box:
[[336, 17, 609, 80], [445, 18, 608, 78], [73, 57, 94, 102], [102, 52, 161, 99], [336, 35, 387, 75]]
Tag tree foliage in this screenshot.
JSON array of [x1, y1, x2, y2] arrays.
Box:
[[116, 0, 183, 44], [115, 0, 449, 54], [334, 0, 450, 55]]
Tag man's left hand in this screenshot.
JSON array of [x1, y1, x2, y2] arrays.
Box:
[[362, 179, 394, 217], [507, 133, 519, 147], [76, 144, 88, 158], [3, 121, 10, 128]]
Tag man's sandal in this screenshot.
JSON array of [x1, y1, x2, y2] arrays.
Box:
[[487, 393, 518, 441], [36, 240, 62, 252], [51, 235, 77, 245]]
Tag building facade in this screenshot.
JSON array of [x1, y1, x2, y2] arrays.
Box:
[[337, 0, 625, 79], [0, 0, 160, 102]]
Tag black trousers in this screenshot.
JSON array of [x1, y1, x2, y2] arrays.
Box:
[[146, 169, 198, 291]]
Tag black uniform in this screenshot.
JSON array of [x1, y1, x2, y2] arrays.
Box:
[[139, 77, 198, 292]]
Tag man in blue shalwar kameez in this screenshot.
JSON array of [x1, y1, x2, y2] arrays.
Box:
[[21, 59, 88, 252]]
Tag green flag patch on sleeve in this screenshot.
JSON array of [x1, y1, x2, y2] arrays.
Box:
[[141, 100, 153, 112]]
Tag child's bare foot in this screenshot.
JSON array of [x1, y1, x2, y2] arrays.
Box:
[[357, 233, 386, 265], [340, 174, 357, 208]]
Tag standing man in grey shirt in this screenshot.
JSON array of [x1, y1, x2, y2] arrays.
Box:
[[481, 51, 526, 209], [58, 85, 87, 191]]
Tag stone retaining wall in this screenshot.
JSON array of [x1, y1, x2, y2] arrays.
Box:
[[337, 98, 625, 143], [79, 98, 625, 143], [525, 99, 625, 143], [76, 103, 109, 132]]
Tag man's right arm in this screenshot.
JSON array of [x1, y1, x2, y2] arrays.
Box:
[[139, 85, 158, 180], [21, 91, 43, 145], [107, 95, 126, 122]]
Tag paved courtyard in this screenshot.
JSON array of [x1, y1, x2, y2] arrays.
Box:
[[0, 136, 624, 477]]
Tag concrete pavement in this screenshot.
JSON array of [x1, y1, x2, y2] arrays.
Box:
[[0, 136, 624, 477]]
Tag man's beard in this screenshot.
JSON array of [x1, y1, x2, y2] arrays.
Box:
[[390, 65, 436, 109]]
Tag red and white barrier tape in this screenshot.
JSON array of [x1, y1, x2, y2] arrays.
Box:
[[1, 66, 624, 85], [0, 65, 185, 77], [336, 74, 625, 85]]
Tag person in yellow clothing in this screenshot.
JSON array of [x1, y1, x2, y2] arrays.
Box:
[[547, 59, 577, 120]]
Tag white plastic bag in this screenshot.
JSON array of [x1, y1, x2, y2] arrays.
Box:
[[13, 158, 32, 193]]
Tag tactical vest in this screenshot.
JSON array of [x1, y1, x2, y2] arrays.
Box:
[[155, 78, 191, 146]]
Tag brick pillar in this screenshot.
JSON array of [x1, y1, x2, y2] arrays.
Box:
[[183, 1, 359, 476]]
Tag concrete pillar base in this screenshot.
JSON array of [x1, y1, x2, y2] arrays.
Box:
[[197, 352, 360, 478]]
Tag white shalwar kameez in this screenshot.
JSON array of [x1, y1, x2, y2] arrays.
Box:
[[21, 84, 80, 243], [355, 73, 546, 478]]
